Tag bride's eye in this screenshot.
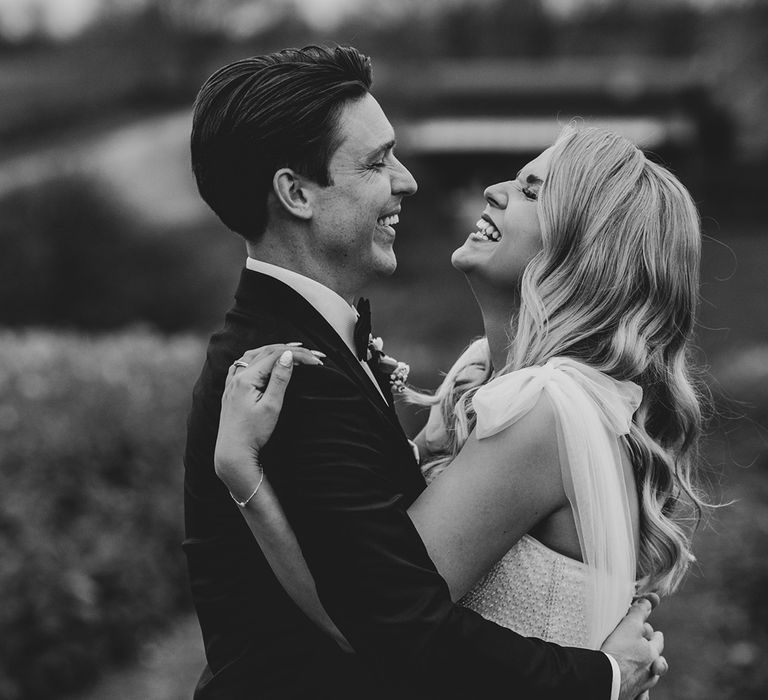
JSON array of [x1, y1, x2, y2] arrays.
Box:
[[522, 186, 538, 201]]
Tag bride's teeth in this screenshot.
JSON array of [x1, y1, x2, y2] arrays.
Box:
[[469, 224, 502, 242], [474, 217, 502, 241]]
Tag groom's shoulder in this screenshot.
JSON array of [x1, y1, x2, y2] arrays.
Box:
[[202, 303, 300, 362], [220, 303, 287, 342]]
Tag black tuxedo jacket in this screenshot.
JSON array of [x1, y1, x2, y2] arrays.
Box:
[[183, 269, 612, 699]]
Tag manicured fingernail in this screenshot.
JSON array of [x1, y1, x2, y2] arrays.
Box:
[[286, 342, 303, 346], [310, 350, 326, 358], [278, 350, 293, 367]]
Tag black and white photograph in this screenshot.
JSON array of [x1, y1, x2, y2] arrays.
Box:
[[1, 1, 766, 699]]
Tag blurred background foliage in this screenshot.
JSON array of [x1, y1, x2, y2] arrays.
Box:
[[0, 1, 766, 698], [0, 332, 202, 699]]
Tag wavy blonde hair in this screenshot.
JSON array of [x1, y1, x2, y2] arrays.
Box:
[[410, 125, 706, 595]]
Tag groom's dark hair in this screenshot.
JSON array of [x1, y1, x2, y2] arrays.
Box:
[[191, 45, 372, 241]]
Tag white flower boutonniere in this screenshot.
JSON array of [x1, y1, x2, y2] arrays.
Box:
[[367, 335, 410, 393]]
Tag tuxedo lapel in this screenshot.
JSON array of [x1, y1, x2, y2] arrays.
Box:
[[233, 269, 400, 429], [366, 356, 396, 410]]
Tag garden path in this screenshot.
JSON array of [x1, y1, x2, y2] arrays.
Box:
[[70, 615, 205, 700], [0, 109, 209, 227]]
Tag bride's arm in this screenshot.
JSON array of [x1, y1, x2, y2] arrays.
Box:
[[227, 464, 353, 652], [410, 341, 492, 460], [409, 401, 445, 461], [214, 345, 352, 652], [407, 396, 568, 600]]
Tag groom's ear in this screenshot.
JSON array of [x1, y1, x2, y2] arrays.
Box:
[[272, 168, 313, 221]]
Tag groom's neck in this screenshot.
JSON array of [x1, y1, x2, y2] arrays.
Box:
[[245, 238, 360, 304]]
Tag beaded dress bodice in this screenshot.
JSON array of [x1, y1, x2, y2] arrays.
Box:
[[459, 535, 590, 647]]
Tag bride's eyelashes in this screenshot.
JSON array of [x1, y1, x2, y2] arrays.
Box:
[[510, 181, 539, 201]]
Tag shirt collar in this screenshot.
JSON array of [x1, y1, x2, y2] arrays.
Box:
[[245, 258, 358, 354]]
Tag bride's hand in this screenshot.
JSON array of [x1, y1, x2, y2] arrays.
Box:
[[422, 361, 487, 455], [423, 400, 450, 454], [214, 344, 324, 502]]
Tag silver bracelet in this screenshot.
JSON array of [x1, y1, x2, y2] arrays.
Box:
[[228, 469, 264, 508]]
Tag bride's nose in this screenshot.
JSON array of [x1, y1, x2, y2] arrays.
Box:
[[484, 182, 509, 209]]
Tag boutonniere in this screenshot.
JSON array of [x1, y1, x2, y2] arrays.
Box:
[[367, 335, 410, 393]]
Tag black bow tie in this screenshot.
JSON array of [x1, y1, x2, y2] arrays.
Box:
[[354, 297, 372, 361]]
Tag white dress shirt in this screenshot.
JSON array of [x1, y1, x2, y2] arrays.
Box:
[[608, 654, 620, 700], [245, 257, 620, 700], [245, 258, 386, 401]]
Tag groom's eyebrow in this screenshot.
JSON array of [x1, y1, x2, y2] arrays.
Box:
[[366, 139, 396, 159]]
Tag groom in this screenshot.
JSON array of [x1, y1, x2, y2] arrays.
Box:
[[184, 45, 665, 699]]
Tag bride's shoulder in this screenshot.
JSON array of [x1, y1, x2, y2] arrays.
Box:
[[472, 359, 567, 441], [467, 378, 564, 503], [473, 374, 561, 460], [473, 357, 642, 441]]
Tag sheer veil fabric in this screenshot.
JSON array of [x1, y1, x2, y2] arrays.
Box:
[[473, 357, 642, 647]]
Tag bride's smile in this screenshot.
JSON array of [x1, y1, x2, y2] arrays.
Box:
[[452, 146, 553, 291], [469, 214, 502, 242]]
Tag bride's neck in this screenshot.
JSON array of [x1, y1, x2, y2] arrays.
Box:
[[480, 296, 519, 372]]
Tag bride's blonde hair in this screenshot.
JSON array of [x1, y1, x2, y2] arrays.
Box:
[[410, 125, 706, 596]]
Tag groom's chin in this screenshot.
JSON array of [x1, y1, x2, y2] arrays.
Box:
[[372, 250, 398, 277]]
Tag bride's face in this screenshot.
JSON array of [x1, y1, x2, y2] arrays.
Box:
[[452, 147, 553, 291]]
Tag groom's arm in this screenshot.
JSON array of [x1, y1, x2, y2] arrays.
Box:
[[266, 363, 614, 699]]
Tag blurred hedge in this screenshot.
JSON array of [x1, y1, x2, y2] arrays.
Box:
[[0, 173, 241, 333], [0, 330, 204, 699]]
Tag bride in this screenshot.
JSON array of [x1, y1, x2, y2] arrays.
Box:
[[215, 125, 704, 664]]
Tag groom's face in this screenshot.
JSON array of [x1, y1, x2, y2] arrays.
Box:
[[309, 94, 417, 284]]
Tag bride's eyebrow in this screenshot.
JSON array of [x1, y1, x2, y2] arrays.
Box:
[[515, 169, 544, 187]]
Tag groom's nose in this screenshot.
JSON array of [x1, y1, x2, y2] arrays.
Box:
[[391, 156, 418, 196]]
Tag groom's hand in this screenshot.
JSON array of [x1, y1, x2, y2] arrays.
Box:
[[600, 594, 668, 700]]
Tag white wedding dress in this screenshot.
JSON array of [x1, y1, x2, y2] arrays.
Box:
[[452, 357, 642, 650]]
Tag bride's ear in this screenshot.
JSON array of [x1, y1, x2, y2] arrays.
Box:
[[272, 168, 313, 221]]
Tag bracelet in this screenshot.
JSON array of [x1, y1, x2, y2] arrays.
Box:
[[228, 468, 265, 508]]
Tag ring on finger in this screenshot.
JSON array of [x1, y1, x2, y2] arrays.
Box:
[[233, 360, 249, 369]]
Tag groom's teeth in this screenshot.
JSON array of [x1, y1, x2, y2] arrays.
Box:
[[377, 214, 399, 227]]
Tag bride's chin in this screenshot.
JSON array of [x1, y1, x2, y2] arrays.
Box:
[[458, 259, 524, 301], [451, 245, 475, 272]]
